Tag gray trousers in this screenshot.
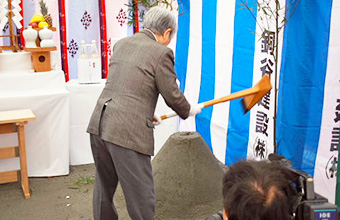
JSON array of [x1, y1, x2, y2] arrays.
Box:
[[90, 129, 155, 219]]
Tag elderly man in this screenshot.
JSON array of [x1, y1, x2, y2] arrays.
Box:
[[87, 6, 202, 220], [221, 160, 296, 220]]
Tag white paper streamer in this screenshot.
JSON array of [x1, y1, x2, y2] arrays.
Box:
[[0, 16, 8, 30], [0, 7, 7, 20], [12, 15, 22, 29], [12, 8, 22, 20]]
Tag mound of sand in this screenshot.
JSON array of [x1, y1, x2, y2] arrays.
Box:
[[114, 132, 225, 220], [153, 132, 224, 220]]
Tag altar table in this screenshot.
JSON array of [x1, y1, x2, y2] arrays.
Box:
[[0, 70, 70, 177], [66, 79, 106, 165]]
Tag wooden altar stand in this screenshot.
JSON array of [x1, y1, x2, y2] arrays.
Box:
[[24, 47, 57, 72], [0, 109, 36, 199]]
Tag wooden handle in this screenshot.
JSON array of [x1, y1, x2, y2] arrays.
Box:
[[152, 111, 177, 122], [152, 87, 259, 122], [202, 87, 259, 108], [153, 74, 271, 122]]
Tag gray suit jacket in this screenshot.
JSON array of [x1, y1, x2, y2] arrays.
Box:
[[87, 30, 190, 156]]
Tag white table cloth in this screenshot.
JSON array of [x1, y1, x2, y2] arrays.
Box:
[[66, 79, 106, 165], [0, 70, 70, 177]]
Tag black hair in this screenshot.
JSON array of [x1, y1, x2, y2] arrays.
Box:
[[223, 160, 296, 220]]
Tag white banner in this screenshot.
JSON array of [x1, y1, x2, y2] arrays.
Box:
[[314, 0, 340, 203]]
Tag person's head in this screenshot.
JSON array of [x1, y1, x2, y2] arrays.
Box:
[[143, 6, 177, 46], [222, 160, 295, 220]]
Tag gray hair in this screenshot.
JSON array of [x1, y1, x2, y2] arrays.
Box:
[[143, 6, 177, 38]]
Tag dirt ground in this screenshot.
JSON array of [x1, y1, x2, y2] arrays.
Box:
[[0, 163, 222, 220], [0, 164, 96, 220], [0, 132, 224, 220], [0, 164, 223, 220]]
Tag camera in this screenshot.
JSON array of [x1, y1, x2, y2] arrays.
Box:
[[269, 154, 337, 220], [205, 154, 338, 220]]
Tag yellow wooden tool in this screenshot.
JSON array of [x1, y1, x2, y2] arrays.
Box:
[[156, 74, 272, 121]]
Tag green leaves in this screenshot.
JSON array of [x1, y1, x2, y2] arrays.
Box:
[[125, 0, 178, 27]]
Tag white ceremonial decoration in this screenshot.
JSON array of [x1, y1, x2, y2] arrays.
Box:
[[39, 26, 55, 48], [0, 6, 6, 19], [77, 40, 102, 84], [78, 59, 101, 84], [22, 26, 38, 48], [11, 2, 22, 29], [12, 0, 21, 4], [12, 8, 22, 20], [0, 0, 7, 30], [0, 15, 7, 30], [0, 0, 22, 30], [0, 1, 7, 9], [10, 1, 19, 10], [12, 13, 22, 29]]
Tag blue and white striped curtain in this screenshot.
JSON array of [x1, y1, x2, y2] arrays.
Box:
[[175, 0, 340, 203]]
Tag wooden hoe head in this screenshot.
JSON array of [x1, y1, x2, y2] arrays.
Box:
[[241, 74, 272, 113]]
